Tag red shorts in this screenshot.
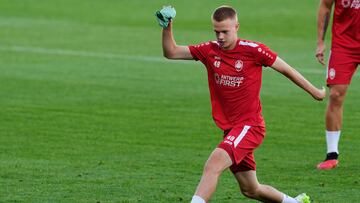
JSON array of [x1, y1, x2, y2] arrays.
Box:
[[327, 51, 360, 85], [218, 124, 265, 174]]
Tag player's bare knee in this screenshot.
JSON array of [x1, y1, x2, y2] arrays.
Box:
[[329, 90, 345, 105], [202, 149, 230, 175], [203, 162, 222, 176]]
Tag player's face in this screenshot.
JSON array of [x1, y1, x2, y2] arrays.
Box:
[[212, 18, 239, 50]]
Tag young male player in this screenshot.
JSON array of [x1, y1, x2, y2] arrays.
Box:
[[157, 5, 325, 203], [315, 0, 360, 170]]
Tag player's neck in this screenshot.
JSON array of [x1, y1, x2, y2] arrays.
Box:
[[221, 38, 238, 51]]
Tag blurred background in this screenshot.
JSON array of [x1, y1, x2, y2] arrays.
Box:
[[0, 1, 359, 202]]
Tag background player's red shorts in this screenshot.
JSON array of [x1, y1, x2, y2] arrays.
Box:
[[218, 124, 265, 174], [327, 51, 360, 85]]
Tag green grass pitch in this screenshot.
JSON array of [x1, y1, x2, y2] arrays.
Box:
[[0, 0, 359, 202]]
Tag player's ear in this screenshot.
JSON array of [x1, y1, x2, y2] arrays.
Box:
[[235, 22, 239, 31]]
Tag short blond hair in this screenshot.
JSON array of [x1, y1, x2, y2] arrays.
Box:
[[212, 6, 237, 22]]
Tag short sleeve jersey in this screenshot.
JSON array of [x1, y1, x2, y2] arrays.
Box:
[[332, 0, 360, 54], [188, 39, 277, 130]]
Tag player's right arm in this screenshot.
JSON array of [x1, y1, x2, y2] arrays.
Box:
[[162, 21, 193, 60], [316, 0, 334, 65]]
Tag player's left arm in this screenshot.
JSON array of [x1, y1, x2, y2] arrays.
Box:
[[316, 0, 334, 65], [270, 57, 326, 101]]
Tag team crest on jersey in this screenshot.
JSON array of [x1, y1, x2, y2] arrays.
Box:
[[235, 60, 243, 72], [329, 68, 336, 80]]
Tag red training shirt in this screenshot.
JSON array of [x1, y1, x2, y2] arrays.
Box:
[[189, 39, 277, 130], [332, 0, 360, 54]]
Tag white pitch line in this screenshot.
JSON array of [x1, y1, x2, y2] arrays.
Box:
[[0, 45, 193, 64], [0, 45, 349, 77]]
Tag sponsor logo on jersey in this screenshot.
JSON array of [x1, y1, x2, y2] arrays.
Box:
[[342, 0, 352, 7], [342, 0, 360, 9], [214, 73, 244, 87], [235, 60, 243, 72]]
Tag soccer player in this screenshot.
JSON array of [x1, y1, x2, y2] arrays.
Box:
[[315, 0, 360, 170], [158, 5, 325, 203]]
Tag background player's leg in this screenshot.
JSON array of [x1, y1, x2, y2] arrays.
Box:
[[318, 84, 348, 170], [234, 171, 307, 203], [191, 148, 232, 203], [326, 84, 348, 131]]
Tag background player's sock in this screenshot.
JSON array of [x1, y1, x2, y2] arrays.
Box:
[[326, 130, 340, 156], [325, 152, 338, 160], [191, 195, 206, 203], [281, 194, 299, 203]]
